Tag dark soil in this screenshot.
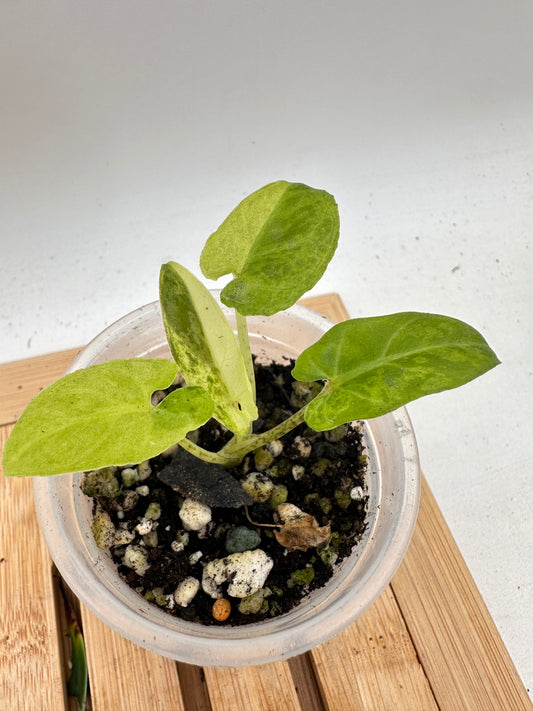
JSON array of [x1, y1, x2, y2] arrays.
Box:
[[82, 357, 368, 626]]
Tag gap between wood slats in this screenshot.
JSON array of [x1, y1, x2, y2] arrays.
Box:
[[175, 654, 326, 711], [51, 566, 93, 711]]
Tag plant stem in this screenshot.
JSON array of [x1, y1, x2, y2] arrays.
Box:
[[216, 405, 308, 463], [178, 437, 236, 465], [236, 310, 256, 403], [180, 383, 328, 468], [179, 405, 306, 468]]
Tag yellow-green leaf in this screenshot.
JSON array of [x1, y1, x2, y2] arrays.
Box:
[[159, 261, 257, 434], [200, 181, 339, 316], [293, 312, 500, 429], [2, 359, 214, 476]]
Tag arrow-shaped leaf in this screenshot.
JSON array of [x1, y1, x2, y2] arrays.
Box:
[[200, 181, 339, 316], [159, 261, 258, 434], [2, 359, 214, 476], [293, 312, 500, 430]]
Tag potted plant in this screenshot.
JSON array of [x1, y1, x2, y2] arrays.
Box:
[[2, 180, 499, 666]]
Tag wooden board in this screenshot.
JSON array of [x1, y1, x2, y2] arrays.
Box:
[[1, 294, 531, 711]]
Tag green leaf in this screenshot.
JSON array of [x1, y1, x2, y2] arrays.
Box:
[[292, 312, 500, 429], [2, 359, 214, 476], [67, 619, 88, 711], [159, 261, 258, 434], [200, 181, 339, 316]]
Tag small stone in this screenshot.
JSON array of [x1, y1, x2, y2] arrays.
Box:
[[189, 550, 203, 565], [212, 598, 231, 621], [143, 530, 158, 548], [174, 577, 200, 607], [179, 498, 212, 531], [91, 511, 115, 549], [225, 526, 261, 554], [152, 587, 169, 607], [145, 502, 161, 520], [319, 497, 332, 515], [319, 547, 338, 567], [254, 447, 274, 471], [136, 485, 150, 497], [292, 464, 306, 481], [269, 484, 288, 509], [238, 588, 270, 615], [311, 458, 330, 478], [113, 528, 135, 546], [123, 545, 150, 576], [202, 550, 274, 599], [174, 530, 189, 548], [265, 440, 283, 457], [121, 467, 139, 487], [137, 460, 152, 480], [135, 518, 153, 535], [241, 471, 274, 503], [289, 566, 315, 587], [350, 486, 365, 501], [82, 468, 120, 498], [334, 489, 352, 509], [121, 490, 139, 510], [288, 436, 312, 460]]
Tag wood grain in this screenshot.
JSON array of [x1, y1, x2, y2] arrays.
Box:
[[204, 662, 304, 711], [81, 604, 185, 711], [311, 588, 438, 711], [391, 476, 533, 711], [0, 347, 81, 426], [0, 426, 67, 711]]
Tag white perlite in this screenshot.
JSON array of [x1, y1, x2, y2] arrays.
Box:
[[179, 498, 212, 531], [123, 544, 150, 576], [350, 486, 365, 501], [202, 550, 274, 599], [174, 577, 200, 607]]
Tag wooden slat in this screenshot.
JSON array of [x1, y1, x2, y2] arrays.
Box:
[[391, 476, 533, 711], [81, 605, 185, 711], [1, 293, 531, 711], [311, 588, 439, 711], [301, 292, 349, 322], [0, 347, 81, 426], [0, 425, 67, 711], [204, 662, 304, 711]]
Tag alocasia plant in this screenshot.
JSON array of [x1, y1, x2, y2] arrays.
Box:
[[2, 180, 500, 477]]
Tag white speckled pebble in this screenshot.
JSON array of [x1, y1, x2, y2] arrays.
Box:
[[202, 549, 274, 599], [179, 498, 212, 531], [350, 486, 364, 500], [174, 577, 200, 607]]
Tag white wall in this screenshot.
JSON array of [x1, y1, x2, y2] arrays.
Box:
[[1, 0, 532, 696]]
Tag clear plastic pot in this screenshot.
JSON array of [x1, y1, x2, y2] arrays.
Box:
[[33, 295, 420, 667]]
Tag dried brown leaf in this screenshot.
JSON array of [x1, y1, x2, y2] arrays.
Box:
[[274, 504, 331, 552]]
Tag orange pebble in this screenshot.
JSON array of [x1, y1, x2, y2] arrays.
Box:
[[212, 598, 231, 622]]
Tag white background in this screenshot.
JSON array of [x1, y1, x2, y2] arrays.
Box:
[[1, 0, 532, 696]]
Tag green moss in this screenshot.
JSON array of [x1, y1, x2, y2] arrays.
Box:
[[91, 511, 115, 549], [289, 566, 315, 587], [269, 484, 288, 509], [81, 468, 120, 498]]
